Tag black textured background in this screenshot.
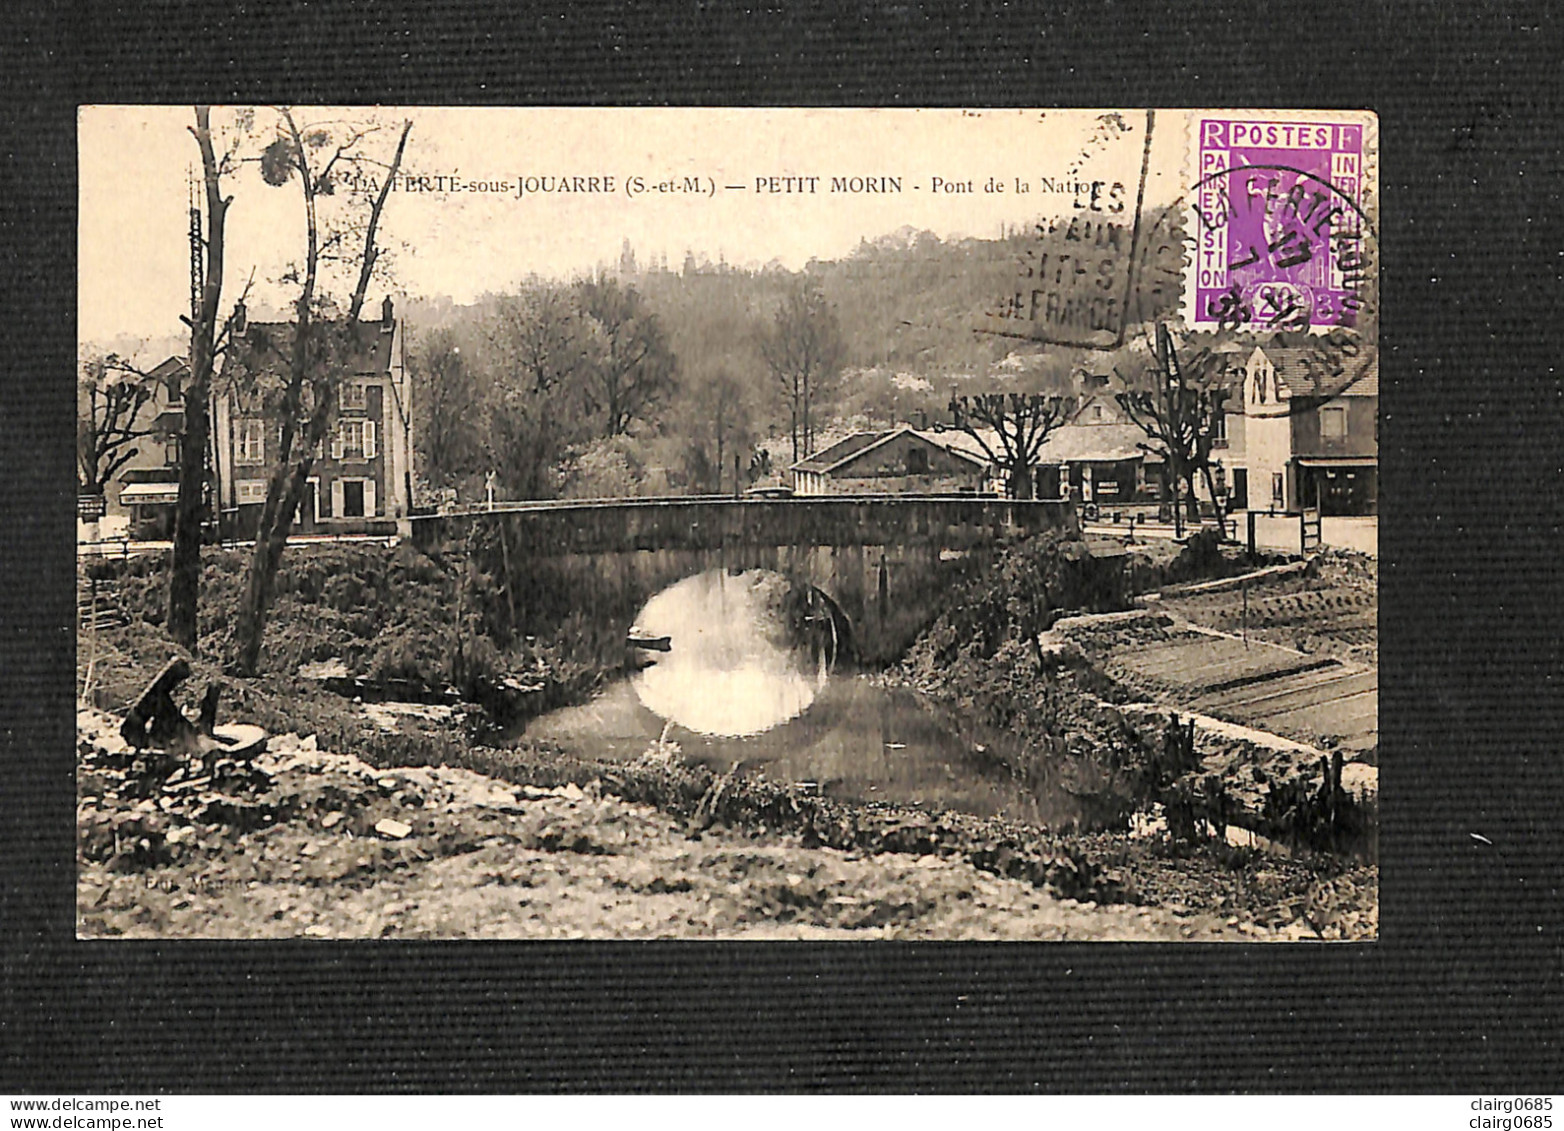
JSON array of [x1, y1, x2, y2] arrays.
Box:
[[4, 1, 1560, 1093]]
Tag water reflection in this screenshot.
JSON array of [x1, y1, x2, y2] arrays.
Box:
[[518, 567, 1087, 829], [628, 569, 831, 737], [524, 676, 1082, 828], [527, 691, 1084, 833]]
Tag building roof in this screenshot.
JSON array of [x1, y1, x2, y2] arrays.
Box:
[[926, 426, 998, 464], [1259, 346, 1378, 400], [790, 425, 984, 474], [119, 482, 181, 504], [791, 430, 894, 474], [1068, 391, 1131, 425], [1341, 357, 1378, 397], [147, 355, 189, 381], [1036, 423, 1155, 464]]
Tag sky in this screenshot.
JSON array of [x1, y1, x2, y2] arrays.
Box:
[[79, 106, 1190, 348]]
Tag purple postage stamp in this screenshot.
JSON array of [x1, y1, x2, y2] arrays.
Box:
[[1190, 114, 1375, 333]]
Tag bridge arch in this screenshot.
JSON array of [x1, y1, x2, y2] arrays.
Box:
[[410, 496, 1077, 665]]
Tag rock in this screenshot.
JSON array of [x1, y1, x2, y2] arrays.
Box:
[[322, 812, 343, 829], [298, 659, 349, 680], [374, 818, 413, 839]]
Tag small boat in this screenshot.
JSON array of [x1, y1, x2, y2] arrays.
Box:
[[627, 633, 672, 652]]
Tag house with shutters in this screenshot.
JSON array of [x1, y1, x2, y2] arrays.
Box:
[[1226, 344, 1378, 516], [213, 297, 413, 537]]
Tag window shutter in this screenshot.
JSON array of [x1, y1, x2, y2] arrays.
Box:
[[331, 479, 344, 518], [364, 420, 376, 459], [331, 425, 343, 459], [364, 478, 377, 517]]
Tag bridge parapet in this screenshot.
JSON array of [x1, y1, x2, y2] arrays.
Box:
[[410, 495, 1077, 556], [409, 496, 1079, 665]]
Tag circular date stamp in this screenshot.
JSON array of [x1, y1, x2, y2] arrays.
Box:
[[1186, 115, 1378, 337]]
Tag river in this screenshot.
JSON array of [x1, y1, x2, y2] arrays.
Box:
[[520, 568, 1084, 829]]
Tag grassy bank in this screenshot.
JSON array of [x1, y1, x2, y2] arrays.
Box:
[[897, 531, 1377, 863], [83, 541, 610, 746], [76, 535, 1375, 937]]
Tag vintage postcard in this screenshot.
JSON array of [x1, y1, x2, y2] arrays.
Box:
[[76, 107, 1377, 940]]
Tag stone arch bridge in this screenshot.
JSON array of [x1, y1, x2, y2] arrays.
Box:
[[409, 496, 1078, 665]]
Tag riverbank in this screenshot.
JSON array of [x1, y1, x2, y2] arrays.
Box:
[[77, 707, 1356, 940], [893, 532, 1376, 928], [76, 537, 1376, 940]]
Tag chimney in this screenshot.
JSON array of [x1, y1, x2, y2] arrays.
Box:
[[232, 300, 246, 334], [381, 295, 394, 329]]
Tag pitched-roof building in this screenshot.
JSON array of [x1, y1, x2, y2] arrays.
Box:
[[213, 297, 414, 536], [789, 425, 986, 496], [1230, 345, 1378, 515]]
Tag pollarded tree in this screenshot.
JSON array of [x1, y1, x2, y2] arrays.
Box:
[[78, 354, 157, 499], [228, 108, 413, 676], [947, 390, 1076, 500], [1115, 323, 1231, 538]]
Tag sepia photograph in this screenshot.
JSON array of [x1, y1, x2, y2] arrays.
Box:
[[75, 106, 1378, 941]]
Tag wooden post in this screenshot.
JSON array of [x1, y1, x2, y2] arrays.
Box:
[[1247, 510, 1257, 558], [495, 516, 517, 639], [451, 527, 472, 689], [82, 577, 99, 703], [196, 682, 222, 736], [1241, 575, 1249, 646]]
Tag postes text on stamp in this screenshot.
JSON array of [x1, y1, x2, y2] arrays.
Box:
[[1190, 115, 1375, 334]]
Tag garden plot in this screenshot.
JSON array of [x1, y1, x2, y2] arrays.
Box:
[[1098, 627, 1377, 755]]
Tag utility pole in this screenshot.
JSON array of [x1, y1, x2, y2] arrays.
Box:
[[190, 169, 221, 541], [189, 168, 204, 329]]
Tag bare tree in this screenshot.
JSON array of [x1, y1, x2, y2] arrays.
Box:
[[168, 105, 253, 653], [1115, 323, 1231, 538], [759, 280, 845, 463], [947, 391, 1075, 500], [228, 109, 412, 676], [77, 354, 158, 498], [575, 277, 677, 438]]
